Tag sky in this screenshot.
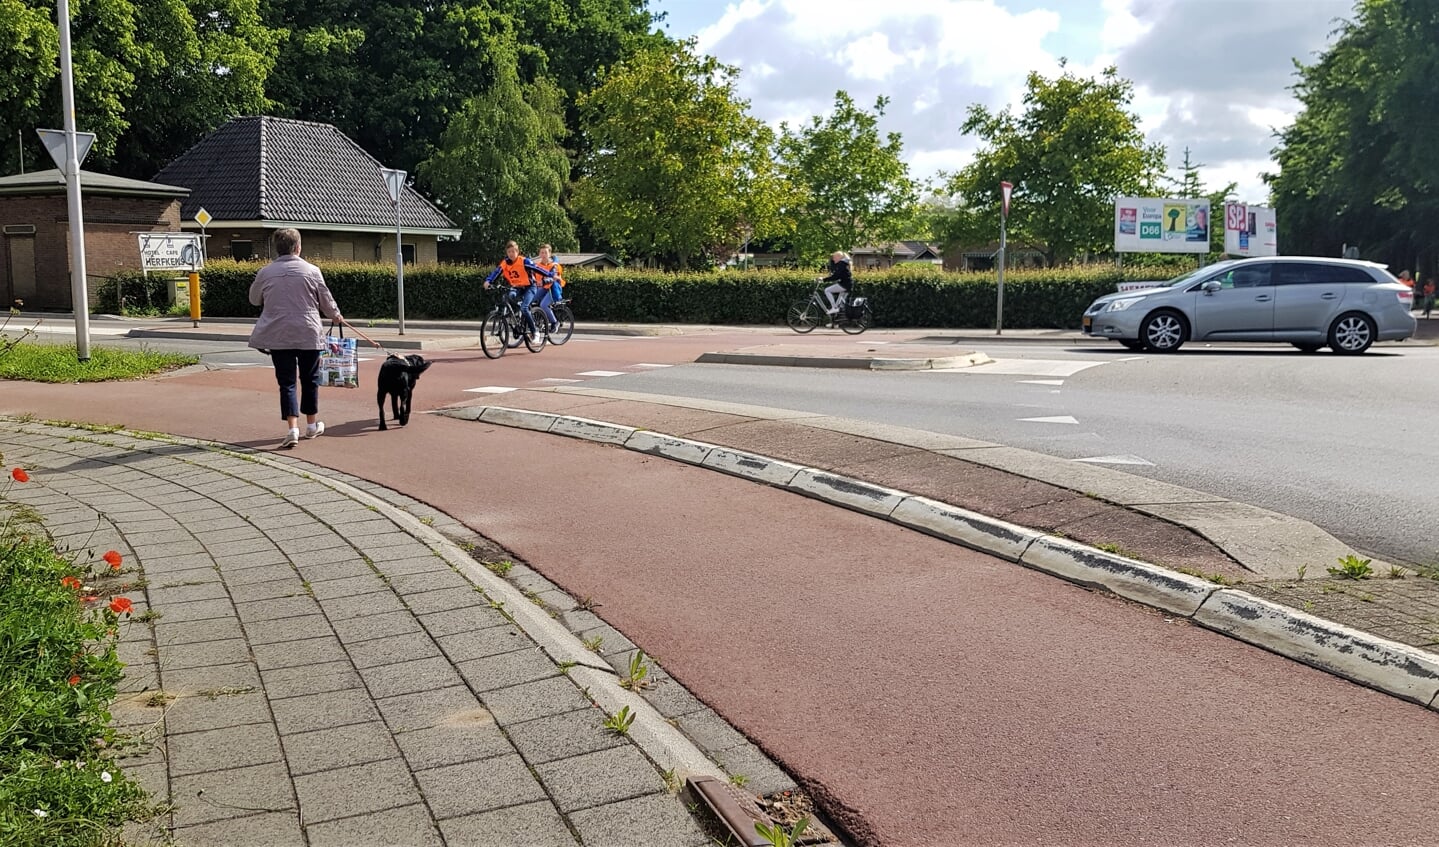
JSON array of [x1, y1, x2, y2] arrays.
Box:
[[650, 0, 1357, 206]]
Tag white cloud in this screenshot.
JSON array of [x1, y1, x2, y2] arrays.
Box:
[[684, 0, 1351, 211]]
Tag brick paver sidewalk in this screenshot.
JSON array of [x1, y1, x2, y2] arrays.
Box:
[[0, 421, 720, 847]]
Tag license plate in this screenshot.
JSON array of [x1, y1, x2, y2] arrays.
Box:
[[1082, 315, 1092, 333]]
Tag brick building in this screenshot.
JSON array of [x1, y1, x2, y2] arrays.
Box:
[[155, 116, 460, 263], [0, 169, 188, 310]]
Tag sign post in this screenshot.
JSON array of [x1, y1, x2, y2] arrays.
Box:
[[380, 168, 407, 335], [997, 181, 1012, 336], [191, 208, 211, 326], [39, 1, 93, 361]]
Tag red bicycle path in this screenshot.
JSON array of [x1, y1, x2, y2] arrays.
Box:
[[5, 333, 1439, 847]]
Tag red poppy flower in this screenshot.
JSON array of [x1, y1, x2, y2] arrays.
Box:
[[60, 576, 83, 590], [102, 551, 122, 570], [10, 468, 29, 483], [108, 597, 133, 615], [68, 675, 81, 686]]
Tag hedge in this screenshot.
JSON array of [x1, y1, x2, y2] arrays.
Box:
[[156, 259, 1193, 329]]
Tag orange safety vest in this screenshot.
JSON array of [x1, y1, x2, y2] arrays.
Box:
[[499, 256, 531, 286], [536, 259, 563, 289]]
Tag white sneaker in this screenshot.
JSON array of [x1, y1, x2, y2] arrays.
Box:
[[280, 430, 300, 449], [305, 421, 325, 439]]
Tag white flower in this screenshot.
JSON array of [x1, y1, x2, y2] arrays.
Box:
[[100, 771, 112, 783], [32, 809, 46, 818]]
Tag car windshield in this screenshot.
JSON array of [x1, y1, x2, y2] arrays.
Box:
[[1159, 262, 1237, 288]]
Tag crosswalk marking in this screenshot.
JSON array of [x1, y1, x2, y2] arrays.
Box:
[[536, 378, 582, 384], [576, 370, 626, 377], [1019, 415, 1079, 424], [633, 363, 672, 368], [464, 386, 518, 394], [1075, 455, 1155, 466], [1018, 379, 1064, 386]]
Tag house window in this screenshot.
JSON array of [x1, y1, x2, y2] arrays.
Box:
[[230, 240, 253, 260], [401, 244, 415, 265]]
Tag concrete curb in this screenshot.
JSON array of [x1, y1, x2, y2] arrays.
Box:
[[1194, 590, 1439, 709], [449, 404, 1439, 710], [696, 350, 993, 371]]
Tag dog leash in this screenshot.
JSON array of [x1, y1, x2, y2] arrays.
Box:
[[336, 317, 398, 359]]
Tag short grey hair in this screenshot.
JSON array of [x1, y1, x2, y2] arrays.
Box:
[[273, 228, 302, 256]]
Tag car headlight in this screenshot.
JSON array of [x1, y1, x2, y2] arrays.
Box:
[[1106, 297, 1144, 312]]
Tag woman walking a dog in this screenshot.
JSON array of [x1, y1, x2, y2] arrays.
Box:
[[247, 228, 343, 449]]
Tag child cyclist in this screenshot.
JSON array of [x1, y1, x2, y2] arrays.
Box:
[[482, 241, 557, 336], [534, 244, 565, 332]]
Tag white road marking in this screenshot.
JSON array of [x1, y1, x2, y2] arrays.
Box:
[[956, 358, 1106, 377], [1019, 379, 1065, 386], [1117, 356, 1145, 362], [1074, 454, 1155, 466], [1019, 415, 1080, 424], [632, 363, 673, 368], [464, 386, 518, 394], [576, 370, 626, 377], [536, 378, 582, 384]]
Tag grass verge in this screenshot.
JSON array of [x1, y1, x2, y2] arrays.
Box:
[[0, 342, 196, 383], [1, 472, 157, 845]]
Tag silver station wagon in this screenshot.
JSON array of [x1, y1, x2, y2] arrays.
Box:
[[1082, 257, 1417, 354]]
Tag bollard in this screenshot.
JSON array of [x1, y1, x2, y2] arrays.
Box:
[[188, 271, 200, 327]]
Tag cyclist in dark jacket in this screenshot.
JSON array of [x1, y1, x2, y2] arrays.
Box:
[[822, 251, 853, 315]]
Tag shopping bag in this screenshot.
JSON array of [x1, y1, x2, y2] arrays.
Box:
[[319, 323, 359, 388]]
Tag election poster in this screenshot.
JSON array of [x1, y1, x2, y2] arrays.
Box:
[[1113, 197, 1211, 254], [1223, 203, 1278, 257]]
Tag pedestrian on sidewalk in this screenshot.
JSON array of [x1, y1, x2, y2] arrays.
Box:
[[1422, 276, 1435, 318], [247, 228, 343, 449]]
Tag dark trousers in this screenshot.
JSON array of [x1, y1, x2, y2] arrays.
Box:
[[271, 349, 321, 420]]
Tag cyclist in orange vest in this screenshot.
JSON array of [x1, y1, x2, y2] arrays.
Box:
[[534, 244, 565, 332], [483, 241, 556, 336]]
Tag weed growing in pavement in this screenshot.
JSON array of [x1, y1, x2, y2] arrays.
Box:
[[755, 817, 811, 847], [522, 588, 545, 606], [574, 595, 600, 612], [1303, 601, 1315, 612], [557, 660, 576, 675], [133, 609, 162, 624], [583, 635, 604, 653], [620, 650, 652, 691], [1388, 566, 1406, 580], [602, 706, 635, 736], [1174, 566, 1238, 586], [729, 774, 749, 788], [660, 768, 682, 794], [1328, 555, 1373, 581], [1296, 564, 1308, 581], [419, 516, 435, 526], [145, 691, 174, 708], [485, 560, 514, 576]]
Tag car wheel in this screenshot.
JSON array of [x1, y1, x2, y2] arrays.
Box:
[[1292, 342, 1323, 354], [1328, 312, 1375, 355], [1119, 340, 1144, 351], [1140, 310, 1186, 353]]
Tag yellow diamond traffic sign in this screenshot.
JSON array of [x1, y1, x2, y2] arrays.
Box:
[[194, 208, 212, 228]]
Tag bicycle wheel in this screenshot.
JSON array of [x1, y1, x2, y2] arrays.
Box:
[[839, 304, 873, 335], [786, 298, 822, 333], [480, 309, 508, 358], [548, 304, 574, 345], [524, 307, 547, 352], [505, 309, 525, 349]]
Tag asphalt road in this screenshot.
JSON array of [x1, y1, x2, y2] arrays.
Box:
[[591, 340, 1439, 567]]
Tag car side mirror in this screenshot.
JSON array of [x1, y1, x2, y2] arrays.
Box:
[[1200, 280, 1222, 294]]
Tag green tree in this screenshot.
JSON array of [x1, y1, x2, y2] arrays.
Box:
[[777, 91, 918, 262], [421, 41, 576, 255], [572, 40, 783, 268], [1165, 147, 1236, 256], [1267, 0, 1439, 271], [0, 0, 278, 178], [951, 65, 1166, 265]]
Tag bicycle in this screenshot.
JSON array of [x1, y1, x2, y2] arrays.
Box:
[[786, 279, 873, 335], [543, 296, 575, 345], [481, 284, 546, 359]]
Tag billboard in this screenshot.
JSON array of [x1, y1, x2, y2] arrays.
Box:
[[1114, 197, 1210, 254], [138, 233, 204, 272], [1223, 203, 1278, 257]]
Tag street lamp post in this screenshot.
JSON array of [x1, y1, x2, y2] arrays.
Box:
[[996, 181, 1012, 336], [56, 0, 90, 360], [380, 168, 407, 335]]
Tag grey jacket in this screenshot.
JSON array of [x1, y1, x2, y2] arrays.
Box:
[[247, 254, 342, 351]]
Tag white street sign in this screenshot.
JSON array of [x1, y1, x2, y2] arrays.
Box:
[[138, 233, 204, 271], [1001, 181, 1013, 218], [37, 128, 94, 170], [381, 168, 406, 204]]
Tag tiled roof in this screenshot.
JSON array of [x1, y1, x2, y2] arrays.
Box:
[[154, 117, 457, 232], [0, 169, 189, 198]]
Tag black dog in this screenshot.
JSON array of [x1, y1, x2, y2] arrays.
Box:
[[377, 354, 432, 430]]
